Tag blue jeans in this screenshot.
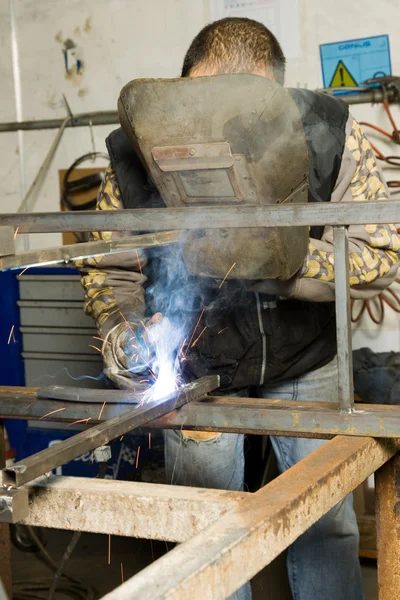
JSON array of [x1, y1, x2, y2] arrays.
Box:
[[164, 358, 363, 600]]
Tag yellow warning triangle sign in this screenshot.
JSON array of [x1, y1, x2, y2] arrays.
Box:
[[329, 60, 358, 87]]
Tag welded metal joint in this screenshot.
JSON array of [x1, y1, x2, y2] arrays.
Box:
[[0, 485, 29, 523]]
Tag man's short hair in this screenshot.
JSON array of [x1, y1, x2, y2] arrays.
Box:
[[181, 17, 286, 84]]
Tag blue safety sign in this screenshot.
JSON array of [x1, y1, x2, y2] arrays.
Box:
[[320, 35, 391, 88]]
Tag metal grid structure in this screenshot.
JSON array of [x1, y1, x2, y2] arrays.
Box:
[[0, 199, 399, 598]]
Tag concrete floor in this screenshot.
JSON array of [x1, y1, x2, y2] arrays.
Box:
[[10, 527, 378, 599]]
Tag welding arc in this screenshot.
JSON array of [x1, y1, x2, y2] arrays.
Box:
[[4, 375, 219, 488]]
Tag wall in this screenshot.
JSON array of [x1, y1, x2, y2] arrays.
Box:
[[0, 0, 399, 350]]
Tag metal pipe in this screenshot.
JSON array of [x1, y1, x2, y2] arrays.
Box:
[[0, 112, 119, 132], [334, 227, 354, 412], [2, 375, 219, 488], [0, 201, 399, 234]]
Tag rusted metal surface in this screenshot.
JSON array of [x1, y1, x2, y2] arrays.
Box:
[[375, 452, 400, 599], [0, 421, 12, 599], [3, 390, 400, 438], [0, 230, 180, 270], [0, 201, 399, 234], [100, 436, 399, 600], [2, 376, 219, 488], [21, 475, 246, 540]]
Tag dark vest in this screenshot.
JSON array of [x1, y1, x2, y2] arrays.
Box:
[[106, 90, 348, 391]]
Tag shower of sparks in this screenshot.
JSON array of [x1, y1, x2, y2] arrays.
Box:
[[88, 344, 102, 353], [120, 562, 124, 584], [184, 308, 205, 356], [98, 401, 106, 420], [136, 250, 143, 275], [191, 326, 207, 348], [218, 262, 237, 289], [67, 418, 91, 427], [7, 325, 15, 345], [18, 266, 30, 277], [93, 336, 111, 346], [136, 446, 141, 469], [13, 227, 19, 239], [39, 407, 66, 420], [217, 327, 228, 335], [148, 432, 151, 449], [108, 534, 111, 565]]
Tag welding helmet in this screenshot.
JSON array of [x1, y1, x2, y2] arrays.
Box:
[[118, 74, 309, 280]]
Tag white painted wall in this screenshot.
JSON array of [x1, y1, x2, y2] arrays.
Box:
[[0, 0, 399, 349]]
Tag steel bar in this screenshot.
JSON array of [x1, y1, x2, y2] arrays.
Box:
[[2, 375, 219, 488], [316, 87, 396, 105], [4, 391, 400, 438], [0, 230, 180, 270], [375, 453, 400, 599], [19, 475, 246, 540], [101, 436, 399, 600], [0, 422, 12, 599], [334, 227, 354, 412], [0, 111, 119, 132], [0, 201, 399, 234]]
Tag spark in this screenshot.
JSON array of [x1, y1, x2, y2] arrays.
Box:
[[39, 407, 66, 420], [148, 432, 151, 449], [136, 446, 141, 469], [23, 401, 35, 413], [120, 435, 124, 441], [7, 325, 15, 345], [18, 266, 30, 277], [139, 379, 150, 383], [98, 401, 106, 420], [178, 337, 187, 357], [108, 534, 111, 565], [13, 227, 19, 239], [67, 418, 91, 427], [191, 326, 207, 348], [119, 311, 135, 335], [93, 336, 111, 346], [217, 327, 228, 335], [136, 250, 143, 275], [88, 344, 102, 353], [120, 562, 124, 584], [218, 261, 237, 289], [185, 308, 205, 356]]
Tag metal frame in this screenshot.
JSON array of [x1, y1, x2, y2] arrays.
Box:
[[0, 197, 399, 596]]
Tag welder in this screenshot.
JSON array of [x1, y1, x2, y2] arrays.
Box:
[[77, 17, 400, 600]]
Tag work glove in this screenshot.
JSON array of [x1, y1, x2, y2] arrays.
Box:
[[102, 313, 162, 390]]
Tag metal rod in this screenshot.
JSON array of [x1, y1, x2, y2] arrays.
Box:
[[0, 201, 399, 234], [4, 390, 400, 438], [316, 87, 396, 105], [0, 111, 119, 132], [2, 375, 219, 488], [0, 230, 180, 270], [334, 227, 354, 412], [0, 421, 12, 598], [100, 436, 399, 600], [375, 452, 400, 599]]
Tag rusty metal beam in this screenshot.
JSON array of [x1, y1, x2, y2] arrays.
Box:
[[20, 475, 246, 541], [375, 452, 400, 599], [0, 201, 399, 234], [100, 436, 399, 600], [2, 389, 400, 438], [2, 376, 219, 488]]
